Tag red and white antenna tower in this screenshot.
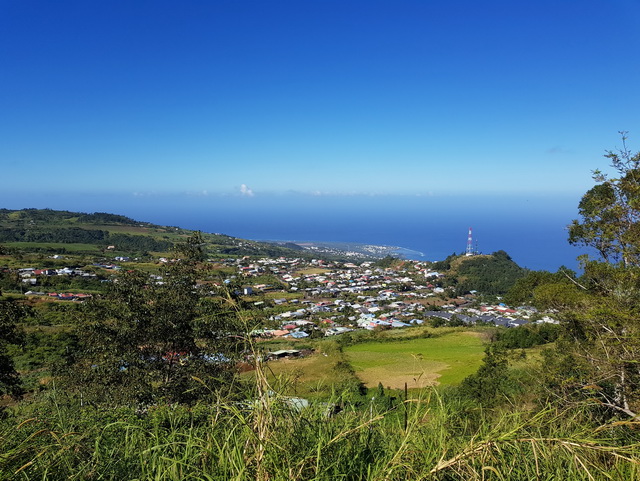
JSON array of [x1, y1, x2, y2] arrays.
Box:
[[465, 227, 474, 256]]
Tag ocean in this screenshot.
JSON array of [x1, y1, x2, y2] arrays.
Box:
[[123, 193, 588, 272]]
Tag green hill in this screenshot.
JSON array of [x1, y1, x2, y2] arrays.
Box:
[[434, 250, 527, 296], [0, 208, 348, 260]]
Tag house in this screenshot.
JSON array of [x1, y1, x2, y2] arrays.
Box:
[[289, 331, 309, 339], [391, 320, 410, 328], [325, 327, 353, 336], [269, 329, 290, 337], [267, 349, 301, 360]]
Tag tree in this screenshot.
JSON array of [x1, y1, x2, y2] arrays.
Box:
[[177, 230, 207, 262], [552, 134, 640, 418], [460, 344, 513, 407], [64, 233, 243, 406], [503, 267, 578, 308], [0, 298, 25, 404], [569, 132, 640, 267]]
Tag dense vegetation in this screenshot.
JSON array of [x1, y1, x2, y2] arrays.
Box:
[[433, 250, 527, 296], [452, 250, 527, 295], [0, 227, 174, 253]]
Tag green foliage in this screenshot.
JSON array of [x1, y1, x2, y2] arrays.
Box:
[[35, 273, 106, 292], [556, 267, 640, 417], [0, 268, 20, 293], [0, 298, 26, 401], [0, 226, 109, 244], [569, 133, 640, 266], [281, 241, 304, 251], [431, 252, 457, 271], [76, 212, 138, 224], [536, 339, 593, 404], [0, 208, 172, 255], [3, 382, 638, 480], [531, 281, 589, 311], [28, 301, 83, 326], [330, 359, 367, 401], [551, 135, 640, 420], [0, 208, 79, 223], [106, 232, 172, 252], [10, 329, 77, 372], [453, 251, 527, 296], [495, 323, 559, 349], [0, 208, 142, 227], [0, 227, 172, 253], [459, 343, 515, 407], [62, 234, 244, 406], [375, 255, 400, 268], [0, 208, 347, 261], [503, 268, 577, 307], [447, 314, 466, 327], [173, 230, 206, 261]]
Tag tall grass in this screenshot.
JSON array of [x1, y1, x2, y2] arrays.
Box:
[[2, 361, 639, 480]]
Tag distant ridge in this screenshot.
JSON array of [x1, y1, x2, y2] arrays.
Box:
[[0, 208, 383, 261]]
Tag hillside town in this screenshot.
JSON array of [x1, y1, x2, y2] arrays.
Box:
[[227, 256, 556, 339], [10, 253, 557, 339]]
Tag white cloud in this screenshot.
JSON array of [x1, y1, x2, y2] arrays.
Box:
[[132, 191, 158, 197], [185, 190, 210, 197], [239, 184, 254, 197]]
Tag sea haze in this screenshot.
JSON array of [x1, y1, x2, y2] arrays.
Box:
[[117, 193, 586, 272]]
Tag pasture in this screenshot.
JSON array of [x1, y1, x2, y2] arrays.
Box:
[[261, 329, 488, 396], [345, 330, 487, 389], [4, 241, 100, 252]]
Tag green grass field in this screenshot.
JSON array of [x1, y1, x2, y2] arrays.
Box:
[[260, 330, 488, 396], [77, 224, 155, 234], [345, 330, 487, 389], [259, 351, 349, 398], [292, 267, 330, 276], [4, 242, 100, 252]]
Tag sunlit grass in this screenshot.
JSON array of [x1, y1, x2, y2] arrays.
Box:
[[3, 383, 639, 480], [345, 330, 487, 388], [292, 267, 330, 276], [3, 242, 99, 252]]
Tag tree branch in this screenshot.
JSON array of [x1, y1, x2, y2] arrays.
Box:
[[560, 268, 588, 290]]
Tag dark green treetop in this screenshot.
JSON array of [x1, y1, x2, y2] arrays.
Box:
[[569, 132, 640, 267], [63, 233, 243, 407], [0, 298, 25, 403]]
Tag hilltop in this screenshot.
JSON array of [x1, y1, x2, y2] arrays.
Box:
[[0, 208, 385, 261], [427, 250, 527, 296]]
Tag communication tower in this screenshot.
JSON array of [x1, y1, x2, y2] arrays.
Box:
[[465, 227, 474, 256]]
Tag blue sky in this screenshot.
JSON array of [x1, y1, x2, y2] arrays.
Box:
[[1, 0, 640, 265]]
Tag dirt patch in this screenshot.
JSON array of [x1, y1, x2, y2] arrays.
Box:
[[356, 366, 443, 390], [464, 330, 495, 342]]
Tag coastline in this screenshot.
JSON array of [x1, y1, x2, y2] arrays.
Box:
[[258, 239, 426, 260]]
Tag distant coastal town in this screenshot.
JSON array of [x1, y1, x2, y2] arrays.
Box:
[[262, 239, 425, 260]]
